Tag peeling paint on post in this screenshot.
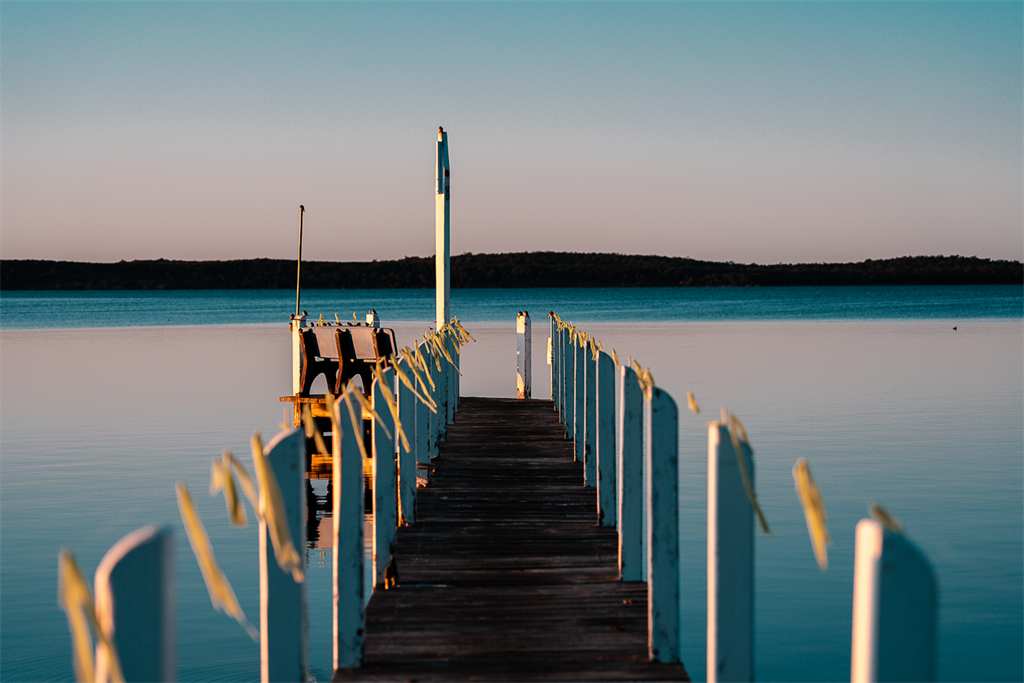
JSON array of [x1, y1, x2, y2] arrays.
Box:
[[94, 525, 175, 683], [646, 387, 680, 663], [517, 312, 532, 399], [851, 519, 937, 683], [707, 420, 754, 683], [618, 364, 643, 580], [333, 397, 364, 668], [373, 369, 397, 588], [596, 351, 617, 527], [259, 428, 308, 683]]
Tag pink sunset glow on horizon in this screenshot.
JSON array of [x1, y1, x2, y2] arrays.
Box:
[[3, 2, 1020, 265]]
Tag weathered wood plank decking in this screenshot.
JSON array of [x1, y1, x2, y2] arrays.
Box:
[[334, 397, 690, 682]]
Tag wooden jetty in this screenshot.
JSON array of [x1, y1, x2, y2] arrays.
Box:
[[54, 130, 939, 683], [334, 397, 690, 682]]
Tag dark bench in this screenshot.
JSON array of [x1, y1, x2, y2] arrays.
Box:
[[298, 325, 397, 397]]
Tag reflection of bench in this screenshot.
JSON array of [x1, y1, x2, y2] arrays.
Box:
[[298, 326, 397, 396]]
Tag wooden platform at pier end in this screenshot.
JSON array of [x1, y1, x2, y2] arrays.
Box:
[[333, 397, 690, 682]]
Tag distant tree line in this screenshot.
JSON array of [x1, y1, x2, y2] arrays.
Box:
[[1, 253, 1020, 290]]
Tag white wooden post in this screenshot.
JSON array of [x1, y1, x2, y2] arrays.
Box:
[[427, 347, 440, 460], [562, 329, 574, 438], [333, 397, 364, 668], [618, 364, 643, 580], [397, 357, 416, 526], [435, 127, 450, 330], [290, 315, 306, 395], [260, 427, 308, 683], [583, 345, 597, 487], [372, 368, 397, 588], [557, 325, 565, 417], [94, 525, 175, 683], [574, 340, 585, 463], [517, 312, 532, 399], [851, 519, 937, 683], [447, 333, 457, 425], [549, 315, 558, 403], [707, 419, 754, 683], [439, 336, 451, 439], [415, 345, 430, 466], [646, 387, 680, 663], [454, 331, 461, 414], [557, 327, 566, 421], [596, 351, 616, 527]]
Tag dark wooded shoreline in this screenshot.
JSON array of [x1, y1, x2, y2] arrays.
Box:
[[1, 253, 1020, 290]]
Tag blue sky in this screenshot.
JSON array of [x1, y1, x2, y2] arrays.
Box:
[[3, 1, 1021, 264]]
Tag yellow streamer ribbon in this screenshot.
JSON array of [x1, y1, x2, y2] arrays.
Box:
[[728, 414, 772, 536], [250, 432, 305, 583], [58, 550, 126, 683], [176, 482, 259, 640], [793, 458, 831, 570], [371, 361, 410, 452], [869, 502, 903, 533]]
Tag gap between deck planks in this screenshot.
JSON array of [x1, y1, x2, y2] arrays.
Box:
[[333, 397, 690, 682]]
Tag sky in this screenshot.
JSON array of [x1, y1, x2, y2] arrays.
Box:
[[2, 1, 1021, 265]]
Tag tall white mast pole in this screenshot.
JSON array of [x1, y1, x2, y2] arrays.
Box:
[[436, 127, 450, 330]]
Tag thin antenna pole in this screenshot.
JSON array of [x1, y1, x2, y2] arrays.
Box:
[[295, 205, 305, 317]]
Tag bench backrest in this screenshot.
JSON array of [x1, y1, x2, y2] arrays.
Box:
[[302, 326, 397, 361]]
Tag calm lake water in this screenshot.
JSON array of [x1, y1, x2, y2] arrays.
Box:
[[1, 286, 1021, 682]]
